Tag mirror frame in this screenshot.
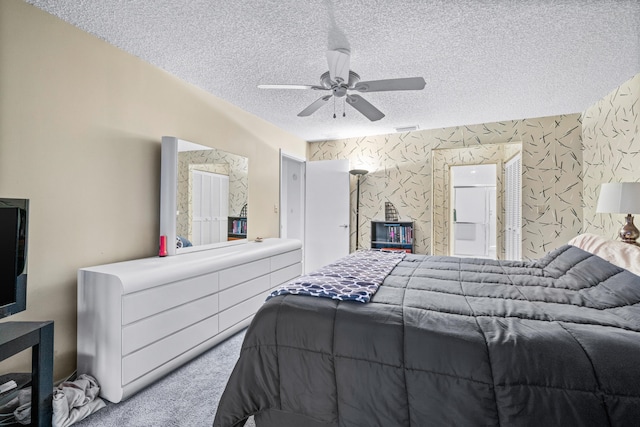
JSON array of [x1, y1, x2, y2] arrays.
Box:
[[160, 136, 247, 255]]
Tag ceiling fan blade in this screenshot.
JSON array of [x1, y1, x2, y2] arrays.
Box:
[[353, 77, 426, 93], [346, 94, 385, 121], [327, 48, 350, 84], [258, 84, 327, 90], [298, 95, 333, 117]]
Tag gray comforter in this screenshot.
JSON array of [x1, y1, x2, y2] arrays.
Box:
[[213, 245, 640, 427]]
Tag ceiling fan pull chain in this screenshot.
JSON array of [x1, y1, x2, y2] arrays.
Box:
[[333, 97, 337, 119], [343, 99, 346, 117]]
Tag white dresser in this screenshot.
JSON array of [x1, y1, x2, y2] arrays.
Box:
[[77, 238, 302, 403]]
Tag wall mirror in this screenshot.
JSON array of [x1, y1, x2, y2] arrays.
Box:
[[160, 136, 248, 255]]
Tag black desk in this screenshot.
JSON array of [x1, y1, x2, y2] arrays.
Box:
[[0, 321, 54, 427]]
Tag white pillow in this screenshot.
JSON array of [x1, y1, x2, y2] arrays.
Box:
[[568, 233, 640, 276]]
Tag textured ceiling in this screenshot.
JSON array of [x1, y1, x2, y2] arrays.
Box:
[[25, 0, 640, 142]]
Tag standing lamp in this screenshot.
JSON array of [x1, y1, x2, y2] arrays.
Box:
[[350, 169, 368, 250], [596, 182, 640, 245]]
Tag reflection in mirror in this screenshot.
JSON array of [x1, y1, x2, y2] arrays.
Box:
[[160, 136, 248, 255]]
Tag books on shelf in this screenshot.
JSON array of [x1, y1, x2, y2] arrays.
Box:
[[371, 220, 414, 253], [385, 224, 412, 244], [230, 218, 247, 235]]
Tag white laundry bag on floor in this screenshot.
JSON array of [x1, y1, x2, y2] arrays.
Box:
[[0, 374, 105, 426]]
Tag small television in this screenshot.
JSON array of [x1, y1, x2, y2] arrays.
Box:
[[0, 198, 29, 318]]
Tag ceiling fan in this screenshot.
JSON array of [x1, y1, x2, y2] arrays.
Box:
[[258, 49, 426, 122]]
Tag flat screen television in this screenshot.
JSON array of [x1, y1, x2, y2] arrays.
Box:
[[0, 198, 29, 318]]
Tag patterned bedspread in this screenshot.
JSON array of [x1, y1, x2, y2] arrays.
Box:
[[268, 249, 405, 303]]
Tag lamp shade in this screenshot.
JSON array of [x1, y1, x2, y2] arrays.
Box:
[[596, 182, 640, 214]]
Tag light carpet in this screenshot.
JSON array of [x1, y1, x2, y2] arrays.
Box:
[[74, 329, 254, 427]]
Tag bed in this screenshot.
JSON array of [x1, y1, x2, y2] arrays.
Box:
[[213, 241, 640, 427]]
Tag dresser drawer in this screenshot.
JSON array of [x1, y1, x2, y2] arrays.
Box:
[[271, 249, 302, 271], [219, 258, 270, 291], [219, 275, 270, 311], [219, 291, 270, 332], [122, 293, 219, 355], [122, 314, 219, 386], [122, 272, 219, 324], [271, 263, 302, 289]]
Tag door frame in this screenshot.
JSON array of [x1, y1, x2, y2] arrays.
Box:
[[432, 143, 522, 259]]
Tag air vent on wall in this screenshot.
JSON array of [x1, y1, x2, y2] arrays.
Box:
[[395, 125, 419, 133]]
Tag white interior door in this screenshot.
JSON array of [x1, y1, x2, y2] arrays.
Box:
[[304, 159, 350, 273], [192, 170, 228, 245]]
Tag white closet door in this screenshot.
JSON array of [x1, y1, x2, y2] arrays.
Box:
[[505, 155, 522, 260], [192, 171, 229, 245]]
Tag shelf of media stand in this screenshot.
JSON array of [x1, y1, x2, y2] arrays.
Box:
[[228, 216, 247, 240], [0, 321, 54, 427], [370, 221, 414, 253]]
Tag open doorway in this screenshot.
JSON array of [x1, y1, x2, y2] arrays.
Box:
[[280, 152, 350, 273], [432, 142, 522, 259], [279, 152, 306, 243], [451, 164, 497, 259]]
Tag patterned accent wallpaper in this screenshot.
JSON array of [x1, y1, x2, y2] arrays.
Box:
[[177, 149, 248, 240], [309, 114, 582, 260], [582, 72, 640, 239]]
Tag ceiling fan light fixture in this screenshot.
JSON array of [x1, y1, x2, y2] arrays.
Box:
[[333, 86, 348, 97]]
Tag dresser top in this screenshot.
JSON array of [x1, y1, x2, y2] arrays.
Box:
[[78, 238, 302, 293]]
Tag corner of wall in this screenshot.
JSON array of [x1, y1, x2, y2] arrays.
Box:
[[581, 72, 640, 238]]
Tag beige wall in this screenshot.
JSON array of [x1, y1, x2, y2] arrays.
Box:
[[0, 0, 306, 380], [309, 114, 583, 260], [582, 72, 640, 237]]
